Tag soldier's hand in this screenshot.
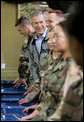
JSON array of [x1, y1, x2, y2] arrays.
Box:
[[13, 78, 28, 88], [21, 78, 28, 88], [19, 116, 30, 121], [19, 98, 28, 104], [23, 107, 30, 113], [19, 109, 39, 121], [13, 78, 22, 88], [14, 77, 19, 83], [23, 105, 38, 113], [23, 86, 32, 95]]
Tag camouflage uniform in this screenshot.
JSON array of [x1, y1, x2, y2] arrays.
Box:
[[47, 60, 83, 121], [25, 51, 53, 102], [30, 53, 71, 121], [18, 32, 35, 86], [29, 29, 49, 85]]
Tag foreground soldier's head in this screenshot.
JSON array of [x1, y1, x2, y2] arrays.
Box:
[[60, 2, 83, 68], [48, 24, 70, 58]]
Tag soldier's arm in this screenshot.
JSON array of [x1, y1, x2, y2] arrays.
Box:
[[17, 34, 35, 87], [13, 39, 30, 88], [25, 79, 41, 103], [18, 40, 29, 79], [47, 80, 83, 121], [27, 33, 36, 84]]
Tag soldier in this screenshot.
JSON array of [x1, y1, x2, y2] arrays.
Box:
[[48, 60, 83, 121], [47, 2, 83, 121], [46, 9, 66, 32], [14, 16, 35, 88], [60, 1, 83, 68], [42, 7, 54, 23], [19, 23, 72, 121]]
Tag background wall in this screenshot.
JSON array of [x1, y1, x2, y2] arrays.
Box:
[[1, 1, 26, 80]]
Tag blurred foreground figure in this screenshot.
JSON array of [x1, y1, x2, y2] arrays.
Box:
[[61, 2, 83, 68], [48, 2, 83, 121]]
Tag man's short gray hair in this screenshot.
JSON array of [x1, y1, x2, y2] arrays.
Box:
[[32, 11, 46, 23]]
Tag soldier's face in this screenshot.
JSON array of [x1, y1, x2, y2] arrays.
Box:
[[48, 25, 68, 52], [47, 13, 60, 31], [48, 31, 55, 50], [32, 15, 46, 37], [16, 25, 30, 36]]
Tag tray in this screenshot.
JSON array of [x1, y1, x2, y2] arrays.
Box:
[[1, 94, 25, 102], [1, 88, 27, 94]]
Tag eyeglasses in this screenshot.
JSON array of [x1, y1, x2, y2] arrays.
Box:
[[48, 34, 64, 40]]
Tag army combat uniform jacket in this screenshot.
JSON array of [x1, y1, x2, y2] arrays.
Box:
[[18, 32, 35, 85], [25, 51, 53, 102], [48, 60, 83, 121], [29, 53, 71, 121]]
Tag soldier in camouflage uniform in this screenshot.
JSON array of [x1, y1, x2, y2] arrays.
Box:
[[14, 17, 35, 88], [19, 24, 72, 121], [48, 2, 83, 121], [47, 59, 83, 121], [19, 51, 53, 105]]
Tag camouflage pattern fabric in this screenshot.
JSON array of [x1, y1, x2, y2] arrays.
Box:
[[25, 51, 53, 102], [47, 60, 83, 121], [18, 32, 35, 85], [30, 53, 71, 121]]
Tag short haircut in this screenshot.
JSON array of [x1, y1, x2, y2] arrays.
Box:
[[32, 11, 43, 18], [15, 16, 31, 27], [48, 9, 65, 19], [32, 11, 46, 22], [60, 1, 83, 44], [48, 9, 64, 14]]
